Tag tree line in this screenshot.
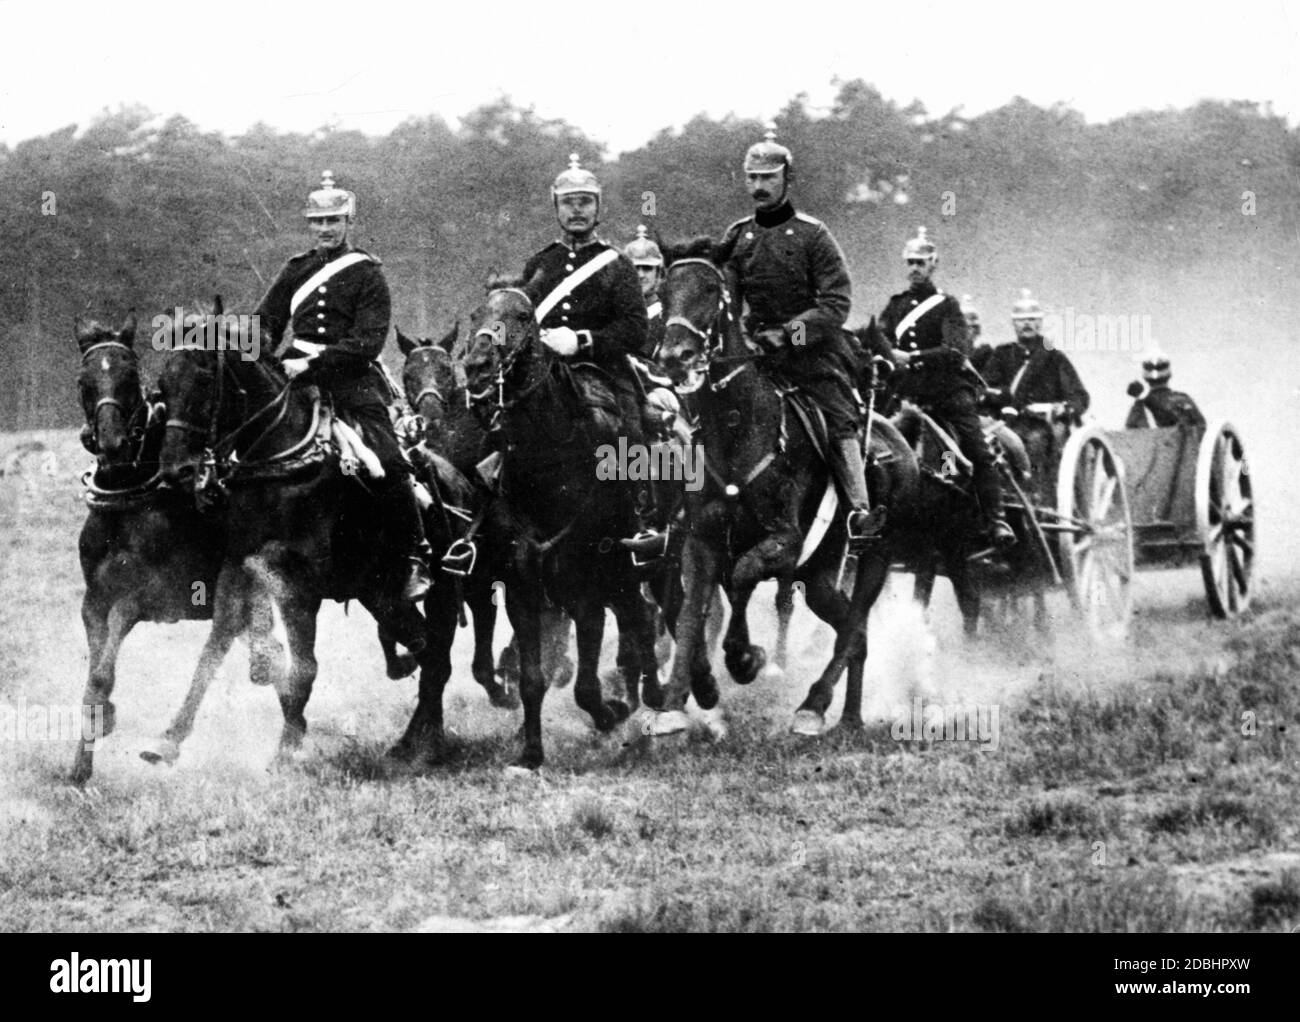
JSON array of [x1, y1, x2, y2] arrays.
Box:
[[2, 81, 1295, 429]]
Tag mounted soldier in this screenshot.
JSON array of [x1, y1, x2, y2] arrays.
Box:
[[624, 225, 666, 358], [981, 289, 1090, 422], [253, 170, 432, 608], [963, 294, 994, 374], [1125, 351, 1205, 429], [881, 228, 1015, 548], [717, 129, 874, 544]]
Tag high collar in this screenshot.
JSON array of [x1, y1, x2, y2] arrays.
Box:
[[906, 279, 938, 298], [1017, 333, 1047, 353], [315, 240, 352, 261], [560, 232, 603, 251], [754, 200, 795, 228]]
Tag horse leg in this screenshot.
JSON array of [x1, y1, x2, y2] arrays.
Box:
[[507, 590, 548, 771], [653, 534, 721, 730], [274, 591, 320, 757], [572, 596, 629, 733], [724, 536, 793, 684], [614, 584, 662, 711], [378, 625, 419, 680], [142, 566, 249, 768], [71, 591, 134, 784], [774, 577, 795, 671], [387, 588, 455, 766], [466, 580, 515, 709], [949, 550, 982, 637], [914, 560, 937, 621], [541, 605, 573, 689], [793, 554, 890, 735]]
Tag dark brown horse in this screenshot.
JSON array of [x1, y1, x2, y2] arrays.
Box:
[[651, 249, 919, 736], [462, 285, 670, 768], [71, 314, 225, 782], [154, 339, 442, 762]]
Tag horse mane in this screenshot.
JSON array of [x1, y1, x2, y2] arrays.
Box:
[[661, 236, 720, 267]]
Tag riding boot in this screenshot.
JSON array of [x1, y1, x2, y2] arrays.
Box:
[[380, 476, 433, 603], [973, 460, 1016, 548], [828, 436, 880, 544]]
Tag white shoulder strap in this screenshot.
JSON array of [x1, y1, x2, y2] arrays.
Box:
[[534, 248, 620, 323], [893, 291, 946, 340], [290, 251, 371, 316]]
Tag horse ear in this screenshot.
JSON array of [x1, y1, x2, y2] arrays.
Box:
[[213, 294, 224, 317], [395, 328, 418, 356], [74, 317, 94, 346], [119, 312, 137, 346], [437, 321, 458, 353]]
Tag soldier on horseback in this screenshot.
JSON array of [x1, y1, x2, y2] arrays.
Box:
[[717, 129, 875, 544], [881, 227, 1016, 548], [624, 225, 666, 358], [253, 171, 432, 608], [1125, 351, 1205, 429], [981, 289, 1090, 422]]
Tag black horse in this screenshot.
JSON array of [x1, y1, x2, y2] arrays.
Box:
[[462, 284, 672, 769], [651, 249, 918, 736], [71, 314, 225, 783], [154, 338, 445, 763]]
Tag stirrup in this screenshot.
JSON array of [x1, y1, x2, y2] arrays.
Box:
[[846, 506, 887, 548], [442, 538, 478, 577], [620, 528, 668, 567]]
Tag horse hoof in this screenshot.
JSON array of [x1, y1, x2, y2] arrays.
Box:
[[726, 645, 766, 685], [760, 662, 785, 683], [700, 707, 728, 742], [386, 741, 416, 764], [139, 738, 181, 766], [489, 684, 521, 711], [647, 709, 691, 737], [791, 710, 825, 737], [505, 763, 541, 778], [386, 652, 420, 680], [597, 700, 630, 732]]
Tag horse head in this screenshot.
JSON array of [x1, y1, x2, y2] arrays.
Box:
[[658, 238, 731, 394], [397, 322, 460, 445], [75, 313, 143, 470], [156, 346, 224, 490], [463, 278, 542, 423]]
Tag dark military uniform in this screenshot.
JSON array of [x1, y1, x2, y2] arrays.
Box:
[[1126, 385, 1205, 429], [254, 243, 407, 477], [524, 237, 648, 428], [880, 281, 1004, 521], [982, 335, 1090, 421], [719, 201, 859, 438], [643, 295, 665, 359]]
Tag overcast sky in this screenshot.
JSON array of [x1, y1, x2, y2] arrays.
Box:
[[1, 0, 1296, 155]]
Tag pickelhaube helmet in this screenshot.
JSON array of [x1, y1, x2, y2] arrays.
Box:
[[902, 226, 937, 264], [552, 153, 602, 200], [302, 170, 356, 219], [1142, 350, 1172, 383], [624, 225, 664, 268], [1011, 288, 1044, 321], [743, 128, 793, 175]]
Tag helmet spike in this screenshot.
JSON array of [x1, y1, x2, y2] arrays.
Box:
[[568, 153, 581, 171], [303, 170, 355, 219], [321, 170, 335, 188], [744, 126, 793, 175], [635, 225, 648, 240]]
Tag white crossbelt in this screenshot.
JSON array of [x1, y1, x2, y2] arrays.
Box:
[[893, 291, 946, 340], [534, 248, 620, 323], [290, 251, 372, 316], [1009, 359, 1030, 398]]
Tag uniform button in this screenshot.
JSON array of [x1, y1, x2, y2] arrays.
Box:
[[319, 286, 327, 293], [561, 315, 569, 323], [562, 302, 571, 310], [317, 313, 325, 319], [785, 228, 794, 235], [317, 327, 326, 334], [317, 300, 325, 306], [565, 264, 574, 272], [745, 232, 754, 240]]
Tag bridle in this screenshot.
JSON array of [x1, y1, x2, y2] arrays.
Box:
[[403, 346, 450, 433], [467, 288, 551, 416], [80, 340, 151, 459], [663, 259, 760, 392]]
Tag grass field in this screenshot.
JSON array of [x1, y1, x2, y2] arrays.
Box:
[[1, 430, 1297, 932]]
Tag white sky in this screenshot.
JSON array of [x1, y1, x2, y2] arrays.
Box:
[[1, 0, 1297, 155]]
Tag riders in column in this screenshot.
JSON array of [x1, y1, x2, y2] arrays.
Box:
[[880, 227, 1016, 548], [981, 289, 1090, 422], [1125, 351, 1205, 429], [717, 128, 876, 545], [962, 295, 993, 374], [624, 225, 666, 358], [253, 170, 432, 609]]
